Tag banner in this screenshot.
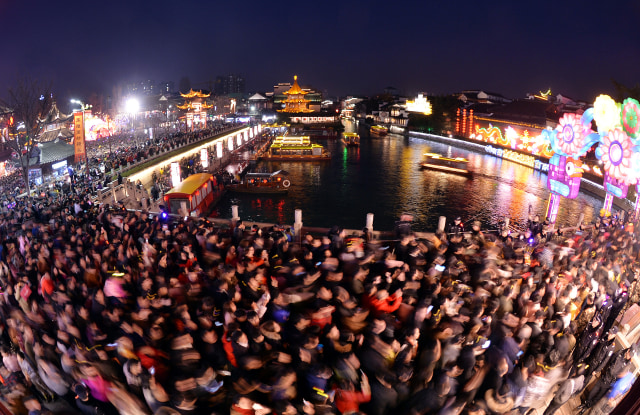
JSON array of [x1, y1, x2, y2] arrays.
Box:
[[73, 111, 86, 163]]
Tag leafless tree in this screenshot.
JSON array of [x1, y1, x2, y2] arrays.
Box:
[[1, 77, 52, 199]]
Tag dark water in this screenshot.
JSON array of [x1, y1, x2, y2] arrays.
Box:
[[212, 124, 602, 233]]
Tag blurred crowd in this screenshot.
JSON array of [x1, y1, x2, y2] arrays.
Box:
[[0, 189, 639, 415]]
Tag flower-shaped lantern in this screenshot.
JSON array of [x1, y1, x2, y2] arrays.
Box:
[[593, 94, 620, 133], [621, 98, 640, 140], [544, 112, 599, 203], [597, 128, 635, 188], [595, 126, 640, 214]]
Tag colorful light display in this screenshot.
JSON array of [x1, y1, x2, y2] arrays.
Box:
[[591, 95, 640, 215], [598, 128, 635, 185], [547, 155, 583, 199], [471, 123, 554, 158], [541, 111, 601, 222], [405, 94, 432, 115], [621, 98, 640, 139], [593, 94, 620, 133], [83, 114, 113, 141], [484, 145, 548, 171]]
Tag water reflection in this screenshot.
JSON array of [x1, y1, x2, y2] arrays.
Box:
[[213, 128, 601, 233]]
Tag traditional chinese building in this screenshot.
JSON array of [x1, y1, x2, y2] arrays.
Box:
[[39, 101, 74, 142], [176, 89, 213, 130], [278, 76, 314, 113]]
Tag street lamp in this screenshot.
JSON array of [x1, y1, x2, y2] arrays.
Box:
[[70, 99, 92, 112], [126, 97, 140, 135]]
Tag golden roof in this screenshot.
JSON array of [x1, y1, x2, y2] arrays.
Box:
[[180, 89, 211, 98], [283, 75, 308, 96], [176, 103, 192, 110]]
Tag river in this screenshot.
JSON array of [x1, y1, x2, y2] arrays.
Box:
[[212, 122, 603, 233]]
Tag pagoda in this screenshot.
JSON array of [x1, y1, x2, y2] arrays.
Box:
[[176, 89, 213, 130], [278, 76, 314, 113]]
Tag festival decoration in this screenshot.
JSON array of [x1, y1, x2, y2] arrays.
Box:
[[621, 98, 640, 139], [471, 124, 554, 157], [593, 94, 620, 133], [591, 96, 640, 216], [635, 182, 640, 219], [541, 111, 601, 223], [596, 128, 635, 185]]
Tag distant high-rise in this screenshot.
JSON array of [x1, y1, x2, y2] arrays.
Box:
[[125, 80, 156, 95], [214, 74, 245, 96], [159, 81, 175, 94]]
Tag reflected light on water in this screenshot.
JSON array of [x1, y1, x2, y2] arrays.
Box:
[[214, 127, 603, 233]]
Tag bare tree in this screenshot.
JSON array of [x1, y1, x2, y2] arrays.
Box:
[[1, 77, 52, 199]]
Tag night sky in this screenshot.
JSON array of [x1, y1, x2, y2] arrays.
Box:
[[1, 0, 639, 105]]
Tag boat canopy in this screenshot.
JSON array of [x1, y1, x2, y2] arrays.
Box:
[[245, 170, 289, 178], [165, 173, 213, 197]]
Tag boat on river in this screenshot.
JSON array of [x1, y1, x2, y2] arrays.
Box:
[[370, 125, 389, 136], [342, 132, 360, 147], [164, 173, 217, 216], [420, 153, 472, 176], [226, 170, 291, 194], [261, 135, 330, 161]]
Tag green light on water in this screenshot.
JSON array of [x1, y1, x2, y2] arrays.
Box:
[[343, 147, 348, 171]]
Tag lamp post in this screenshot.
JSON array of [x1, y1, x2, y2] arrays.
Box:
[[107, 96, 112, 157], [125, 97, 139, 136]]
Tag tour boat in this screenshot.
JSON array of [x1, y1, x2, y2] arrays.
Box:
[[163, 173, 217, 216], [420, 153, 472, 176], [261, 135, 331, 161], [370, 125, 389, 136], [341, 132, 360, 147], [226, 170, 291, 194]]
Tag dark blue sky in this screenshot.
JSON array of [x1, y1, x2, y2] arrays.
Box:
[[1, 0, 639, 104]]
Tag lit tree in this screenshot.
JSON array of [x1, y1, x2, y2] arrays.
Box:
[[1, 77, 52, 199]]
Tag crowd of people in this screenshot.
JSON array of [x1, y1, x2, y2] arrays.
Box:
[[86, 122, 233, 172], [0, 123, 237, 209], [0, 182, 638, 415]]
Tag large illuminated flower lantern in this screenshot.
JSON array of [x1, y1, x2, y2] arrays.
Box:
[[597, 128, 635, 185], [621, 98, 640, 140], [543, 111, 600, 203], [593, 94, 620, 133], [555, 113, 589, 156]]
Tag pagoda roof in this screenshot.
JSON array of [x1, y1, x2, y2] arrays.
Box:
[[283, 76, 308, 96], [39, 127, 74, 143], [39, 101, 72, 124], [180, 89, 211, 99]]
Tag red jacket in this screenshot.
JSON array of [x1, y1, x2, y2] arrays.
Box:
[[222, 331, 238, 367], [366, 292, 402, 317]]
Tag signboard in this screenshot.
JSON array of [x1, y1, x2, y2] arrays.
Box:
[[201, 148, 208, 169], [73, 111, 86, 163], [170, 162, 181, 187]]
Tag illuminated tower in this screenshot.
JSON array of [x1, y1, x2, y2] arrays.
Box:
[[278, 76, 314, 113]]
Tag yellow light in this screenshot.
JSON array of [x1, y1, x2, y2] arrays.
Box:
[[593, 94, 620, 133]]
